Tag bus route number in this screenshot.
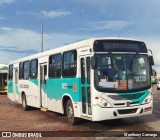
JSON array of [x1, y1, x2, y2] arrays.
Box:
[[135, 76, 146, 82]]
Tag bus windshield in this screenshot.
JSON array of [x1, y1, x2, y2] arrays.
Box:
[[94, 54, 150, 92]]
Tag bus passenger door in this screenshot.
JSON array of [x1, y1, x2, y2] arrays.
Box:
[[40, 64, 47, 108], [80, 56, 92, 117], [13, 68, 19, 101]]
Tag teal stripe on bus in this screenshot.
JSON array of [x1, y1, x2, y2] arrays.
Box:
[[29, 79, 38, 86], [10, 78, 149, 105], [47, 78, 81, 102], [8, 80, 13, 93], [118, 90, 150, 104]]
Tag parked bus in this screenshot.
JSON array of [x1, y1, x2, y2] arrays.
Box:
[[0, 64, 8, 93], [7, 38, 154, 124], [151, 69, 157, 84]]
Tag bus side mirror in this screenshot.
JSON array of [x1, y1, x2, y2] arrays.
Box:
[[151, 70, 155, 76], [91, 56, 96, 69], [151, 69, 153, 76], [149, 56, 154, 65]]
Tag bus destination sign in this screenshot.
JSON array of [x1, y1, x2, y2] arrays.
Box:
[[93, 40, 147, 53]]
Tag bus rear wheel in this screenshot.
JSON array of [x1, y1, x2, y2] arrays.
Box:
[[66, 99, 80, 125], [22, 94, 29, 111]]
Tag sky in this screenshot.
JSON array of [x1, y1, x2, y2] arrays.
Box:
[[0, 0, 160, 68]]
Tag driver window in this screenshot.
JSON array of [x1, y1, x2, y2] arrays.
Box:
[[131, 57, 146, 75], [97, 56, 117, 84]]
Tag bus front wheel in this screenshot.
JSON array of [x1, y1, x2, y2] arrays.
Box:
[[66, 99, 80, 125], [22, 94, 29, 111]]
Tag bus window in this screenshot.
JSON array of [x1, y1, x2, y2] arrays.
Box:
[[19, 62, 24, 79], [63, 50, 77, 77], [49, 54, 62, 78], [15, 69, 18, 84], [86, 57, 91, 84], [9, 65, 13, 80], [31, 59, 38, 79], [24, 61, 30, 79], [81, 58, 85, 84]]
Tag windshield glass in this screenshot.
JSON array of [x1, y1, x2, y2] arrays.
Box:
[[94, 54, 150, 92]]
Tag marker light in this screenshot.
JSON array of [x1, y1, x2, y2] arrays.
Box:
[[98, 97, 112, 108], [144, 107, 152, 112], [142, 93, 153, 104]]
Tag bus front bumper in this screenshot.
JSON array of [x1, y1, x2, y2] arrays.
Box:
[[92, 101, 153, 121]]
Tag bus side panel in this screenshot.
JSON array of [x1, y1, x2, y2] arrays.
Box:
[[47, 78, 82, 117], [8, 80, 13, 93], [18, 79, 39, 108], [7, 80, 14, 101]]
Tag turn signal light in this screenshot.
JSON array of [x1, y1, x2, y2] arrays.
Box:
[[73, 83, 76, 92], [144, 107, 152, 112]]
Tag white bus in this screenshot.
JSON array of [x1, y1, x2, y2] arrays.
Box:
[[8, 38, 154, 124], [151, 69, 157, 84], [0, 64, 8, 93]]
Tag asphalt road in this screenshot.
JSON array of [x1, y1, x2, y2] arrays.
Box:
[[152, 84, 160, 118]]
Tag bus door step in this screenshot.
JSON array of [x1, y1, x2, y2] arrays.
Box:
[[81, 115, 92, 121], [40, 107, 48, 112]]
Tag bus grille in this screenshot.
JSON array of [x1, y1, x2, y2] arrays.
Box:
[[114, 102, 139, 106], [117, 108, 138, 114], [108, 92, 145, 100]]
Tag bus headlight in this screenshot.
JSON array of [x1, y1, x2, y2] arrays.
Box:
[[142, 93, 153, 104], [98, 97, 112, 108]]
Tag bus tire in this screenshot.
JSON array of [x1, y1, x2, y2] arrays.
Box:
[[22, 94, 29, 111], [66, 99, 80, 125]]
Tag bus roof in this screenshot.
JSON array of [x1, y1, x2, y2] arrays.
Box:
[[9, 37, 145, 65], [0, 64, 8, 73], [0, 64, 8, 67]]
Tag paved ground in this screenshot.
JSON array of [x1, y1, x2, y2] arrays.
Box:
[[0, 85, 160, 139]]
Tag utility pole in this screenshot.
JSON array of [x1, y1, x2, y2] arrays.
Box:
[[41, 0, 44, 52], [41, 23, 43, 52]]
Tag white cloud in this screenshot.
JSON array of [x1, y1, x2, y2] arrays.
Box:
[[42, 10, 72, 18], [1, 26, 160, 67], [0, 15, 5, 20], [0, 27, 87, 64], [0, 27, 42, 51], [0, 0, 15, 5], [16, 10, 72, 19], [77, 20, 130, 31], [141, 37, 160, 67], [16, 11, 33, 15], [0, 27, 43, 64]]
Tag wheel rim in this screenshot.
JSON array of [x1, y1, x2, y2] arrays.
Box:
[[22, 96, 26, 108], [67, 105, 73, 119]]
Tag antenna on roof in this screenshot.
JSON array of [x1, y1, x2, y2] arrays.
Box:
[[41, 0, 44, 52]]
